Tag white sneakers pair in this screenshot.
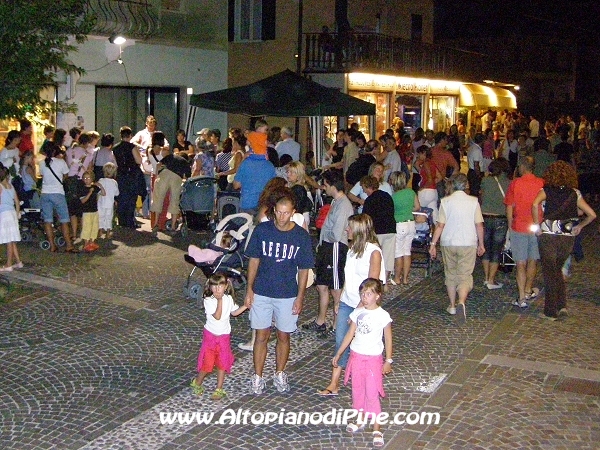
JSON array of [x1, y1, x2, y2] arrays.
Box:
[[251, 372, 290, 395]]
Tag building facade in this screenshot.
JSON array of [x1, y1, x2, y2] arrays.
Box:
[[55, 0, 230, 144]]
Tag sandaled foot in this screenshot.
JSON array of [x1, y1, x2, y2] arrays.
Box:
[[190, 379, 205, 395], [526, 287, 540, 300], [210, 388, 227, 400], [372, 431, 384, 447], [316, 388, 338, 396], [346, 422, 365, 433]]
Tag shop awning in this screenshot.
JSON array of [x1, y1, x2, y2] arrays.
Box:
[[459, 84, 517, 110]]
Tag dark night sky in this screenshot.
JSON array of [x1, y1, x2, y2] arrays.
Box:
[[434, 0, 600, 42]]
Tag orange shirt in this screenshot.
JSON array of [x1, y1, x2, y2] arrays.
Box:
[[504, 173, 544, 233], [247, 131, 268, 155]]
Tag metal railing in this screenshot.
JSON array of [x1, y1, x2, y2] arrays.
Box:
[[86, 0, 160, 39], [304, 32, 487, 81]]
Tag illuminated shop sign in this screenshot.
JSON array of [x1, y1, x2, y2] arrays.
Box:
[[348, 73, 461, 95]]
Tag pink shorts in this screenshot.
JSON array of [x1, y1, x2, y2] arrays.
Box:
[[197, 329, 234, 373]]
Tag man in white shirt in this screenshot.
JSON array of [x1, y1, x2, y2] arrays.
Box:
[[529, 115, 540, 139], [275, 126, 301, 161], [132, 115, 169, 150]]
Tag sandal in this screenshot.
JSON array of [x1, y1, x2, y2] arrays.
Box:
[[346, 422, 365, 433], [190, 379, 205, 396], [372, 431, 384, 447], [526, 287, 540, 300], [317, 388, 338, 396], [210, 388, 227, 400]]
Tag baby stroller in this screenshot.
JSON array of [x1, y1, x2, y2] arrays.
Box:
[[166, 176, 216, 237], [410, 207, 435, 277], [19, 207, 66, 250], [183, 212, 253, 302]]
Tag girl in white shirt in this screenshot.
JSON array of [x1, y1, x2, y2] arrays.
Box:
[[191, 273, 247, 400], [333, 278, 392, 448]]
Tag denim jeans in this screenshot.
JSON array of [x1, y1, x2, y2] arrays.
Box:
[[482, 216, 508, 263], [335, 301, 355, 368]]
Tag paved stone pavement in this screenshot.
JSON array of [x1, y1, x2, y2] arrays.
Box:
[[1, 218, 599, 449]]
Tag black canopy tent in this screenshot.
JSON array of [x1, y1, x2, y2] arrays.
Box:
[[187, 70, 375, 164], [189, 69, 376, 117]]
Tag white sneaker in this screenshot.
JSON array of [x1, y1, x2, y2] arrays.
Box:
[[487, 282, 503, 290], [273, 371, 290, 393], [446, 306, 456, 315], [251, 374, 265, 395], [238, 341, 254, 351], [512, 299, 529, 308]]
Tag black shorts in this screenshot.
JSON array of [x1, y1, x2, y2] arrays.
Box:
[[315, 241, 348, 290], [67, 197, 83, 217]]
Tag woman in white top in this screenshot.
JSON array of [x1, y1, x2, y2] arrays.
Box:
[[216, 135, 246, 190], [38, 144, 77, 253], [0, 130, 21, 176], [317, 213, 385, 396]]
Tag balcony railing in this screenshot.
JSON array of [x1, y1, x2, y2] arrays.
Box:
[[304, 32, 487, 82], [86, 0, 160, 39]]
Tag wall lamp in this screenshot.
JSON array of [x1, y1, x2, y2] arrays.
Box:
[[109, 35, 126, 45]]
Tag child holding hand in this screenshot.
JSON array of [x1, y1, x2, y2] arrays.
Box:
[[333, 278, 393, 448], [191, 272, 247, 400]]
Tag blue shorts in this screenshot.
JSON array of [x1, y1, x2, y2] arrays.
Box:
[[41, 193, 70, 223], [510, 230, 540, 262], [250, 294, 298, 333]]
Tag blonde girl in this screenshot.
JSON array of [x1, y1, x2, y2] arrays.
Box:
[[80, 171, 105, 252], [191, 273, 247, 400], [286, 161, 312, 225], [0, 163, 23, 271], [333, 278, 392, 448]]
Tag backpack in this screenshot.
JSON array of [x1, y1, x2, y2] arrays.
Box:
[[345, 154, 375, 186], [315, 204, 331, 230]]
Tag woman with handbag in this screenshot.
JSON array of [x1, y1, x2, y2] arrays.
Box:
[[480, 157, 511, 289], [38, 144, 78, 253], [532, 161, 596, 320]]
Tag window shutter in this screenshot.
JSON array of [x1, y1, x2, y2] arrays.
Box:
[[261, 0, 276, 41], [228, 0, 235, 42]]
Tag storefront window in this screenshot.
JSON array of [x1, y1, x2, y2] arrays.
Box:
[[395, 95, 423, 136], [349, 91, 388, 139], [428, 96, 456, 133]]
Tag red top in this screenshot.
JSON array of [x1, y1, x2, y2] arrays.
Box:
[[504, 173, 544, 233], [419, 161, 439, 189], [18, 134, 34, 157]]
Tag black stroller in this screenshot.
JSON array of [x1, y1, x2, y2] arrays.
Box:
[[410, 207, 435, 277], [183, 212, 253, 302], [166, 176, 216, 237]]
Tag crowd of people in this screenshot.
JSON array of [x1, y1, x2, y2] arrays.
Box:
[[1, 110, 598, 446]]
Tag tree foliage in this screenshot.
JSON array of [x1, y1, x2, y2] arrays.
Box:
[[0, 0, 95, 120]]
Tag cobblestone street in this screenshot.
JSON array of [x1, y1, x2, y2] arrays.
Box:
[[1, 219, 599, 449]]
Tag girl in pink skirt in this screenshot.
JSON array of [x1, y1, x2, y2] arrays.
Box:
[[0, 163, 23, 271], [333, 278, 393, 447], [191, 273, 247, 400]]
